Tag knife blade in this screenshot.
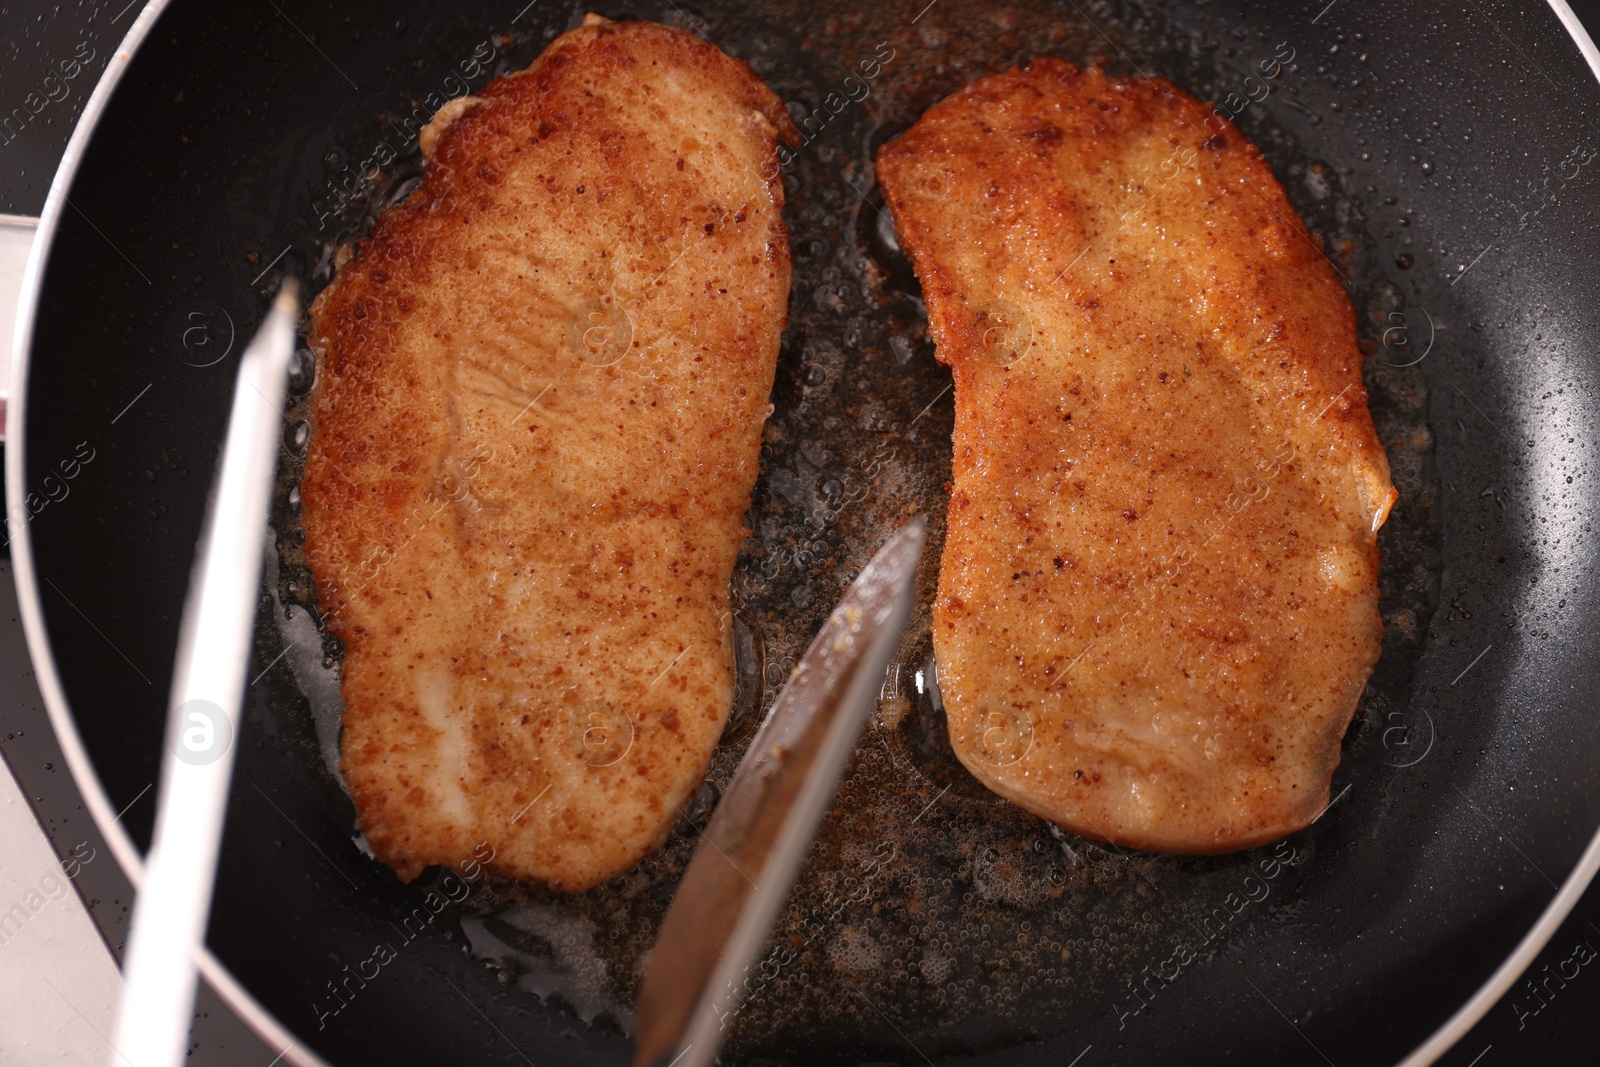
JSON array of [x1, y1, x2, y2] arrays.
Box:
[[634, 517, 926, 1067]]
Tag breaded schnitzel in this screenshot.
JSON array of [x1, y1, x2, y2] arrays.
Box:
[[877, 60, 1396, 854], [301, 15, 795, 889]]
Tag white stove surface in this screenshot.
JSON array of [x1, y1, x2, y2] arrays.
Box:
[[0, 762, 122, 1066]]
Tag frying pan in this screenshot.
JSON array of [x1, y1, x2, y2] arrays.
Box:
[[9, 1, 1600, 1064]]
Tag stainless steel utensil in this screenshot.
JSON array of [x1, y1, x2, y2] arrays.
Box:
[[634, 517, 925, 1067], [110, 285, 300, 1067]]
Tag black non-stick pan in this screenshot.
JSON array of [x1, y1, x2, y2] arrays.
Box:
[[10, 1, 1600, 1064]]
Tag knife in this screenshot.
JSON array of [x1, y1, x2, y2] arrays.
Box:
[[634, 517, 926, 1067]]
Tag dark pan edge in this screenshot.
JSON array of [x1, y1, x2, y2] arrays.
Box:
[[2, 1, 332, 1064], [1392, 13, 1600, 1065]]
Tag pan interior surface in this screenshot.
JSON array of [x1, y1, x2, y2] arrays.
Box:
[[16, 1, 1600, 1064]]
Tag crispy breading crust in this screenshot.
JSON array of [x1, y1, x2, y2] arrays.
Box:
[[302, 17, 793, 889], [878, 59, 1396, 854]]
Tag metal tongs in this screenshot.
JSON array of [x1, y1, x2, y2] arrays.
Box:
[[110, 285, 300, 1067], [634, 518, 925, 1067]]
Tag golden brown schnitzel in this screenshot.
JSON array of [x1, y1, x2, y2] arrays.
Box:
[[301, 15, 795, 890], [877, 60, 1396, 854]]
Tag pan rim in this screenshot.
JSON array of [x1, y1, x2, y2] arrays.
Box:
[[4, 2, 1597, 1065], [1382, 14, 1600, 1064], [2, 2, 332, 1065]]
